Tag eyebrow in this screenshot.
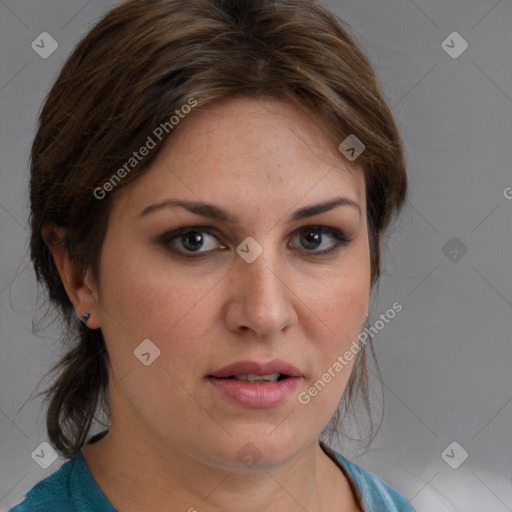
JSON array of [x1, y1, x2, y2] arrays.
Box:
[[139, 196, 361, 222]]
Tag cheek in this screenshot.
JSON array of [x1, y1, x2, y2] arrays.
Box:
[[96, 244, 220, 370], [296, 255, 370, 409], [98, 237, 199, 328], [95, 246, 220, 419], [326, 272, 369, 331], [298, 266, 370, 411], [306, 258, 370, 336]]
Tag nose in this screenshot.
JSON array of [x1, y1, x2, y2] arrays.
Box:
[[224, 247, 298, 338]]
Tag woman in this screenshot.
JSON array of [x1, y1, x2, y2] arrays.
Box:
[[10, 0, 412, 510]]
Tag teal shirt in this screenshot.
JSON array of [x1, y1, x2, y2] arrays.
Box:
[[9, 444, 415, 512]]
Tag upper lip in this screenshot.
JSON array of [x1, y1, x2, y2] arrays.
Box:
[[208, 359, 303, 378]]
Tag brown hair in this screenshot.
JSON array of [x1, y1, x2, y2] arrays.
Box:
[[30, 0, 407, 458]]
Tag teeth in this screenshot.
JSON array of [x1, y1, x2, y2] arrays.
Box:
[[235, 373, 281, 383]]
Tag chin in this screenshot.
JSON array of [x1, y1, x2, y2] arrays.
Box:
[[201, 430, 310, 472]]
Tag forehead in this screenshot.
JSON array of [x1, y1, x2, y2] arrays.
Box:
[[116, 97, 366, 218]]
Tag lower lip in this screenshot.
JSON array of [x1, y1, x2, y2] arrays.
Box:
[[207, 376, 302, 408]]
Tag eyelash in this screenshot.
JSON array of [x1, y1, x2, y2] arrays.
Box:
[[157, 225, 353, 259]]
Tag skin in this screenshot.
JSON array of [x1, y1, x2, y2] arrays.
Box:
[[47, 97, 371, 512]]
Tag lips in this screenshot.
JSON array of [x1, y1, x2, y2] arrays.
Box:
[[208, 359, 303, 379], [207, 359, 303, 408]]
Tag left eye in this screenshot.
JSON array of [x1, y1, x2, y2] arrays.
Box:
[[288, 226, 351, 253], [160, 225, 351, 256]]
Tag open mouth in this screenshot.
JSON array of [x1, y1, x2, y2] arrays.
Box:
[[206, 359, 303, 407]]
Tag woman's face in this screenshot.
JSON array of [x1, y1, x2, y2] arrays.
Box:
[[93, 97, 371, 470]]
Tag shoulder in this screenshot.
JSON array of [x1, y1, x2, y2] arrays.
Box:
[[7, 451, 114, 512], [325, 445, 416, 512], [7, 457, 77, 512]]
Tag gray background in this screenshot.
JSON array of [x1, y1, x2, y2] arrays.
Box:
[[0, 0, 511, 510]]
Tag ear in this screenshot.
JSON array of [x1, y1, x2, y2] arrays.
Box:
[[42, 224, 101, 329]]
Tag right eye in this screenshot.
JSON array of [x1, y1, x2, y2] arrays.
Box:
[[159, 226, 228, 257]]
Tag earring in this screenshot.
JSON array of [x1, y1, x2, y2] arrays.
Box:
[[82, 312, 91, 325]]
